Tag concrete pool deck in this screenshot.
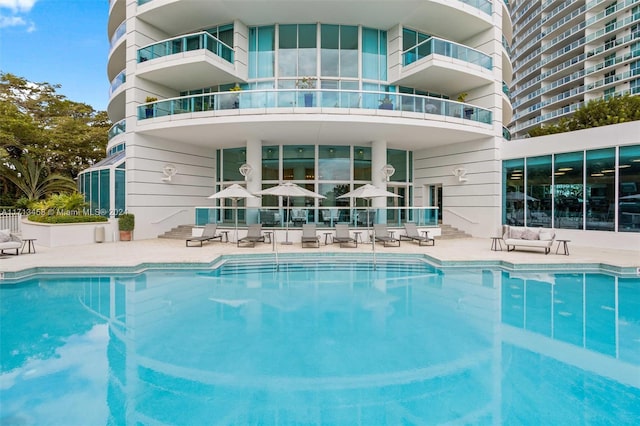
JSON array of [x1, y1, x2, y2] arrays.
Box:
[[1, 235, 638, 275]]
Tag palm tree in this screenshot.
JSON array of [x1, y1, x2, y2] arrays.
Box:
[[2, 154, 77, 202]]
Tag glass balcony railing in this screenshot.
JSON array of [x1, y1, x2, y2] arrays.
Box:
[[138, 31, 234, 64], [108, 119, 126, 141], [109, 21, 126, 50], [502, 126, 512, 141], [459, 0, 492, 15], [109, 70, 126, 96], [138, 89, 493, 125], [195, 206, 439, 229], [402, 36, 493, 70]]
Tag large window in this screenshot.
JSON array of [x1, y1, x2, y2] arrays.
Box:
[[282, 145, 315, 181], [586, 148, 615, 231], [362, 27, 387, 81], [279, 24, 317, 77], [554, 152, 584, 229], [262, 145, 279, 181], [249, 26, 275, 78], [504, 159, 525, 225], [320, 24, 358, 78], [503, 144, 640, 232], [319, 145, 350, 180], [619, 145, 640, 232], [221, 148, 246, 182], [526, 156, 552, 227]]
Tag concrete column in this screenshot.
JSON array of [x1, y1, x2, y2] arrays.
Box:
[[245, 139, 262, 208], [245, 139, 262, 225], [371, 140, 387, 210]]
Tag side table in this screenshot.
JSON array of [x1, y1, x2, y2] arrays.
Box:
[[555, 239, 570, 255], [22, 238, 37, 254], [490, 236, 503, 251]]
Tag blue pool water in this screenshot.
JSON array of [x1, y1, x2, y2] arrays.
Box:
[[1, 260, 639, 425]]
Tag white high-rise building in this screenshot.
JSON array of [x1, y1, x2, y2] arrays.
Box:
[[84, 0, 511, 240], [510, 0, 640, 139]]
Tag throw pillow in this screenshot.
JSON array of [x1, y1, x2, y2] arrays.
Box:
[[0, 229, 10, 243], [539, 231, 553, 241], [522, 229, 539, 240], [509, 228, 523, 239]]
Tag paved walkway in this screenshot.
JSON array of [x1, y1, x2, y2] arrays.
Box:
[[1, 236, 638, 276]]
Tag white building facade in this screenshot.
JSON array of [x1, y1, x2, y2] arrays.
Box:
[[87, 0, 511, 241], [80, 0, 640, 249]]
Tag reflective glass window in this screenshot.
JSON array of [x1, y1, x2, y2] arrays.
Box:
[[504, 159, 525, 225], [262, 145, 279, 181], [526, 156, 552, 227], [249, 26, 275, 78], [99, 169, 110, 216], [282, 146, 315, 180], [354, 146, 371, 181], [115, 168, 126, 216], [318, 146, 350, 180], [554, 152, 584, 229], [619, 144, 640, 232], [340, 26, 358, 78], [222, 148, 246, 181], [90, 171, 99, 215], [321, 25, 339, 76], [585, 148, 615, 231], [387, 149, 407, 182]]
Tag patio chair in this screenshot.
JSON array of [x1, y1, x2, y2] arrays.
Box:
[[301, 224, 320, 248], [400, 222, 435, 246], [185, 223, 223, 247], [373, 224, 400, 247], [238, 224, 266, 247], [333, 224, 357, 248]]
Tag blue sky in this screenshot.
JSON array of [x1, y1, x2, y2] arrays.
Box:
[[0, 0, 110, 111]]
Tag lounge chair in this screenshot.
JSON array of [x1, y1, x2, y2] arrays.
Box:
[[301, 224, 320, 248], [333, 224, 357, 248], [238, 224, 266, 247], [373, 224, 400, 247], [400, 222, 435, 246], [185, 223, 223, 247]]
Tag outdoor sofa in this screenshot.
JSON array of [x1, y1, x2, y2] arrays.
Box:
[[502, 225, 556, 254], [0, 229, 22, 255]]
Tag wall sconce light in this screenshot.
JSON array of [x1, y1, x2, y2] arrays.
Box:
[[162, 164, 177, 182], [239, 163, 253, 181], [452, 167, 468, 183], [381, 164, 396, 182]]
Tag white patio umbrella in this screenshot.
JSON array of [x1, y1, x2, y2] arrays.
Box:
[[337, 184, 401, 243], [255, 182, 326, 244], [208, 184, 257, 242]]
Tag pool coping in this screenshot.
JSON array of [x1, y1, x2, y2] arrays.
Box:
[[1, 252, 638, 282]]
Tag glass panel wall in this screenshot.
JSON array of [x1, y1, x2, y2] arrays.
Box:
[[387, 149, 407, 182], [586, 148, 615, 231], [503, 144, 639, 232], [526, 156, 552, 227], [619, 145, 640, 232], [362, 27, 387, 81], [554, 152, 584, 229]]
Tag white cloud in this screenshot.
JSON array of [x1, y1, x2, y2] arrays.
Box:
[[0, 0, 37, 13], [0, 14, 25, 28]]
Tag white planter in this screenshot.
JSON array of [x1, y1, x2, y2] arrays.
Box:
[[21, 219, 119, 247]]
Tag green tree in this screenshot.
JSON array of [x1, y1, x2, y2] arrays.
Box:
[[527, 94, 640, 137], [0, 72, 110, 204], [2, 154, 77, 202]]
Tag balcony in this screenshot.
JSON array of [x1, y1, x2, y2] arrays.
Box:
[[136, 32, 239, 90], [138, 89, 492, 125], [396, 37, 493, 94]]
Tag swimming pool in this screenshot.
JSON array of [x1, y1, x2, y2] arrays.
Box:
[[1, 259, 639, 425]]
